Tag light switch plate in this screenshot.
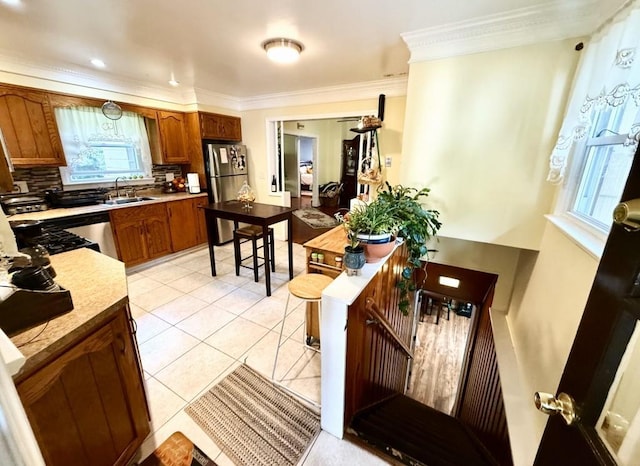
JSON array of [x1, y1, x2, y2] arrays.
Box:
[[385, 156, 392, 167], [12, 181, 28, 193]]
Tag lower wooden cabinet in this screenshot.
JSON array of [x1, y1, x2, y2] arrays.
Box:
[[110, 203, 172, 266], [16, 307, 149, 466], [167, 197, 209, 252]]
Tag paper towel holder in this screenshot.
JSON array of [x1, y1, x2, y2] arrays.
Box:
[[187, 173, 201, 194]]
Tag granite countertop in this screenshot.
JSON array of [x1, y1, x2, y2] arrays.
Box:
[[9, 248, 129, 380], [8, 191, 208, 223]]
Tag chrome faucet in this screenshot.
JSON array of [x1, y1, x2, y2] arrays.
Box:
[[114, 177, 126, 198]]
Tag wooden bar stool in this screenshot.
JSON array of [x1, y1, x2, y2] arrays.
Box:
[[233, 225, 275, 282], [272, 273, 334, 385]]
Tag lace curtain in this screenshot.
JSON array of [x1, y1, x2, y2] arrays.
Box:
[[55, 106, 152, 182], [547, 0, 640, 183]]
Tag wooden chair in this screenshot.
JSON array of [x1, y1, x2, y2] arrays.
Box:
[[233, 225, 275, 282]]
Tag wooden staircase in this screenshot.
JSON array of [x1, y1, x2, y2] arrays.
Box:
[[348, 394, 498, 466]]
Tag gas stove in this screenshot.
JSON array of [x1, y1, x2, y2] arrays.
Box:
[[15, 224, 100, 256]]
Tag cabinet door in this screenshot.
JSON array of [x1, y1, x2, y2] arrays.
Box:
[[143, 204, 173, 259], [167, 198, 199, 252], [157, 111, 189, 164], [0, 87, 66, 166], [110, 210, 148, 266], [193, 197, 209, 244], [17, 311, 150, 466], [200, 112, 242, 141]]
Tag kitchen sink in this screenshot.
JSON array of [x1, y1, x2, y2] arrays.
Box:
[[104, 196, 156, 205]]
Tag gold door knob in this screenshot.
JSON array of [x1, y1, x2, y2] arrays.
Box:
[[613, 198, 640, 231], [534, 392, 578, 426]]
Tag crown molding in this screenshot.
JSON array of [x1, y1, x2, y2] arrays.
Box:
[[401, 0, 601, 63], [236, 77, 408, 111]]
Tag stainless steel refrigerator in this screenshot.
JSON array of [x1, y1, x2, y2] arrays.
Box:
[[203, 141, 248, 244]]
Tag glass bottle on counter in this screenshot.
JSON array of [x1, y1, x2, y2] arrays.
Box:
[[271, 175, 277, 192]]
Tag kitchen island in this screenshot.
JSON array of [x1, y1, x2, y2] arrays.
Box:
[[9, 248, 149, 466]]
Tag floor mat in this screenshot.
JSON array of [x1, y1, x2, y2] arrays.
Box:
[[185, 364, 321, 466], [293, 207, 338, 229], [139, 431, 217, 465]]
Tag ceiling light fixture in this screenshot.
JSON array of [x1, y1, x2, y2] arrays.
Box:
[[439, 276, 460, 288], [90, 58, 106, 68], [168, 78, 180, 87], [262, 38, 303, 64]]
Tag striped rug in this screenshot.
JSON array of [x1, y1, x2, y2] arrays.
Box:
[[185, 364, 321, 466]]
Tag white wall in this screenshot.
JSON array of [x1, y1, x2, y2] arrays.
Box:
[[400, 39, 581, 251]]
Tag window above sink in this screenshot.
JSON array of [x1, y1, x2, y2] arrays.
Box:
[[54, 106, 154, 187]]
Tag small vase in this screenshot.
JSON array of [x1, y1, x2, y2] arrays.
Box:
[[343, 245, 366, 276]]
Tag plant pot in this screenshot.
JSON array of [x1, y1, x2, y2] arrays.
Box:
[[356, 232, 393, 244], [343, 246, 366, 276], [364, 237, 396, 263]]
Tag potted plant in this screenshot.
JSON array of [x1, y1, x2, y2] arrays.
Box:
[[345, 200, 397, 263], [375, 182, 442, 315], [335, 210, 366, 276]]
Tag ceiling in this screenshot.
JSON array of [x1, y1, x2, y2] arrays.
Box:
[[0, 0, 621, 104]]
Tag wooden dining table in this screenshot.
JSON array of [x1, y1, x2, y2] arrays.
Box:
[[201, 201, 295, 296]]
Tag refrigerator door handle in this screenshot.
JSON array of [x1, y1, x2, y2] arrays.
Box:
[[207, 144, 219, 177], [211, 176, 221, 204]]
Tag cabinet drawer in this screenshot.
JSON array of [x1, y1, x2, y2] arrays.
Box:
[[110, 203, 167, 223]]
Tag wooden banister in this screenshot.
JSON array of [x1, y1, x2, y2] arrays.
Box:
[[365, 297, 413, 359]]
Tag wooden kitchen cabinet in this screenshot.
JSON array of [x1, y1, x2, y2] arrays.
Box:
[[167, 196, 209, 252], [153, 110, 189, 164], [110, 203, 172, 266], [193, 196, 208, 244], [0, 85, 66, 167], [200, 112, 242, 141], [167, 197, 200, 251], [16, 307, 149, 466]]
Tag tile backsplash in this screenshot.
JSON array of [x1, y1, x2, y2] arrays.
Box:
[[11, 165, 184, 194]]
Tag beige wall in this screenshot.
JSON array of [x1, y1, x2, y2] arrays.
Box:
[[400, 39, 581, 251], [507, 223, 599, 441]]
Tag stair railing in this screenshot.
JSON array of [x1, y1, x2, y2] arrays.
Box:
[[365, 297, 413, 359]]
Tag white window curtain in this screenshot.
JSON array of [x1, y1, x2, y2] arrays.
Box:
[[547, 0, 640, 183], [55, 106, 152, 184]]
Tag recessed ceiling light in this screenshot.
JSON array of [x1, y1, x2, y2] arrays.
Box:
[[1, 0, 22, 8], [262, 38, 303, 64], [168, 78, 180, 87], [90, 58, 106, 68]]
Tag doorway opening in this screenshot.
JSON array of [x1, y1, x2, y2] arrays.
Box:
[[283, 134, 316, 202], [267, 111, 374, 207]]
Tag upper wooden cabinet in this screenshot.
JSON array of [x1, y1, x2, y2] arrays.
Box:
[[200, 112, 242, 141], [153, 110, 189, 164], [0, 86, 66, 167]]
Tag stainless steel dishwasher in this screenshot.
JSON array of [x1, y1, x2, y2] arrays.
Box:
[[43, 212, 118, 259]]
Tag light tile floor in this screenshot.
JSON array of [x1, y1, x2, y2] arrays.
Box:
[[129, 241, 390, 465]]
